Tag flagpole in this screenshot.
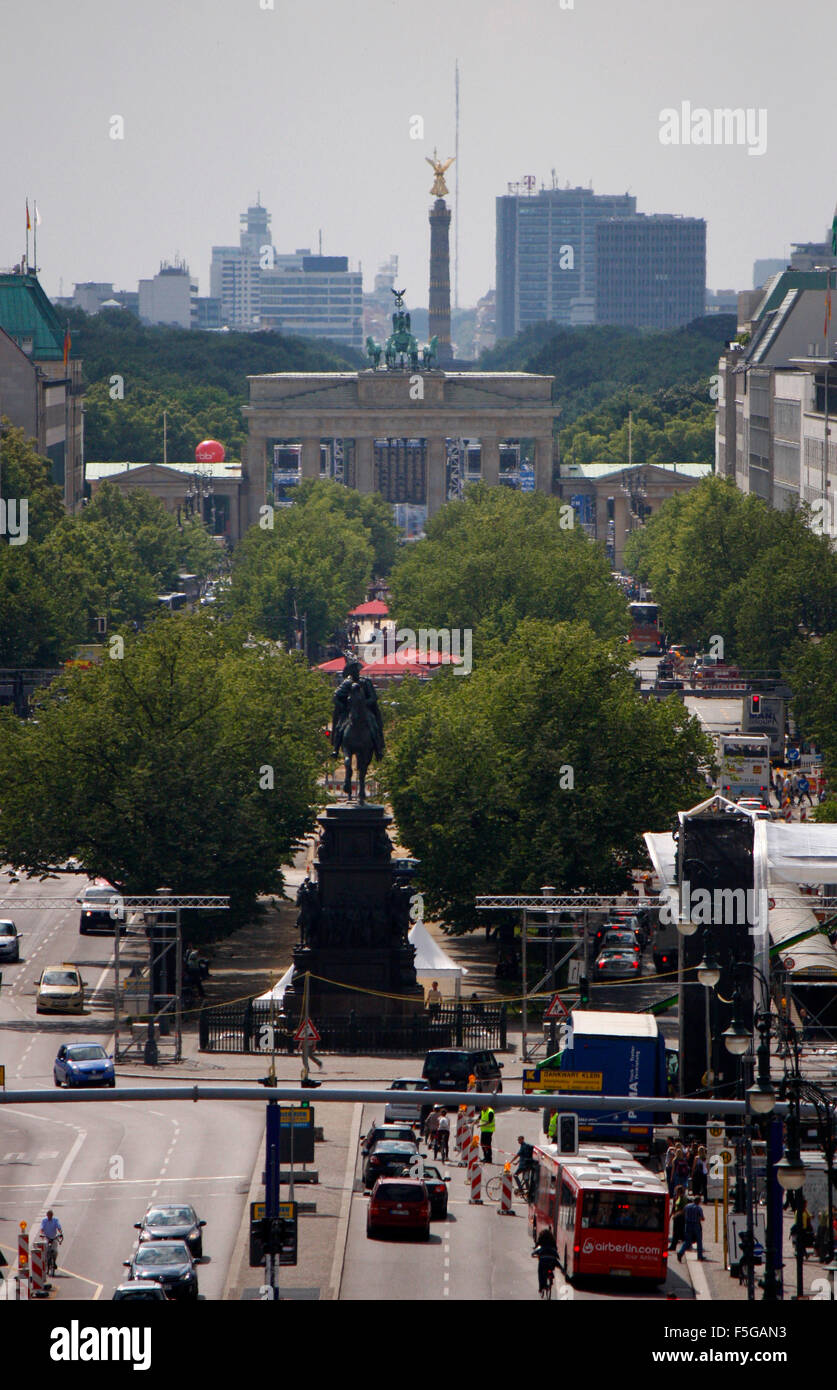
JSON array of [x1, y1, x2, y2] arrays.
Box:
[[33, 202, 37, 277], [25, 201, 30, 273]]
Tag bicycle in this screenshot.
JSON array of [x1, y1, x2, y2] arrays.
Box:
[[44, 1235, 62, 1277], [485, 1168, 534, 1203], [541, 1266, 555, 1300]]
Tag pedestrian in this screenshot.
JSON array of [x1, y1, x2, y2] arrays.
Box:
[[663, 1139, 677, 1186], [670, 1144, 691, 1195], [424, 1105, 440, 1151], [434, 1108, 450, 1162], [790, 772, 800, 805], [425, 979, 442, 1019], [791, 1197, 814, 1257], [677, 1197, 705, 1261], [691, 1146, 709, 1202], [478, 1101, 496, 1164], [783, 775, 792, 804], [669, 1184, 687, 1250]]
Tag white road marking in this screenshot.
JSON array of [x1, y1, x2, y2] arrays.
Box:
[[44, 1128, 87, 1213], [0, 1173, 246, 1190]]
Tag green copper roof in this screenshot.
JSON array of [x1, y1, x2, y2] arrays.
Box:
[[0, 273, 67, 360], [754, 270, 830, 323]]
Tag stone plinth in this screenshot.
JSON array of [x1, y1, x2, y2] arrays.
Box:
[[282, 803, 424, 1023]]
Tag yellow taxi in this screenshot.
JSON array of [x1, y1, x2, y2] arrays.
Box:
[[35, 964, 86, 1014]]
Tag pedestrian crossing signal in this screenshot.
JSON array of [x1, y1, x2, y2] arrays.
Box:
[[556, 1113, 578, 1156]]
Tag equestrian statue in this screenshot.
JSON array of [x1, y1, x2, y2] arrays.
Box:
[[330, 656, 385, 804]]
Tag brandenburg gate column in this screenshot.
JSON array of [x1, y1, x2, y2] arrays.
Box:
[[533, 433, 555, 495], [480, 434, 500, 487], [355, 435, 375, 494], [425, 435, 447, 516], [300, 435, 321, 481], [244, 432, 268, 529]]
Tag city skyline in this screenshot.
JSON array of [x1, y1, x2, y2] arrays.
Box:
[[3, 0, 837, 312]]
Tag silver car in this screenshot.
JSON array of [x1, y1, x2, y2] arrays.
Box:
[[0, 920, 21, 962], [384, 1078, 431, 1123]]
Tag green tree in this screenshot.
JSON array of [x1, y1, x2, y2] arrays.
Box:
[[0, 613, 331, 916], [389, 485, 628, 643], [291, 478, 398, 576], [380, 620, 712, 931], [0, 417, 64, 542], [228, 506, 373, 649]]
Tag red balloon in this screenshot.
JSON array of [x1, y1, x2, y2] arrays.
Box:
[[195, 439, 225, 462]]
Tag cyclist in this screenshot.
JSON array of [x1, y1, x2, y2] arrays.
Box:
[[511, 1136, 536, 1197], [433, 1108, 450, 1162], [532, 1227, 559, 1296], [39, 1210, 63, 1273]]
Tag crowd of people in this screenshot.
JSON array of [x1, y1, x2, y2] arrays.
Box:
[[664, 1141, 709, 1260]]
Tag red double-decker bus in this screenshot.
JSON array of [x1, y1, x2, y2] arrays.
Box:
[[628, 601, 662, 654], [529, 1143, 669, 1284]]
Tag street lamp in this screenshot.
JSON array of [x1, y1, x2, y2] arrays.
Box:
[[723, 1020, 752, 1056], [774, 1151, 806, 1191], [697, 950, 721, 989]]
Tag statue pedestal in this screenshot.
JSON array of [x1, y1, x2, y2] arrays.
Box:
[[282, 803, 425, 1027]]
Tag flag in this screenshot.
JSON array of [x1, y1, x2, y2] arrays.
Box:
[[26, 198, 30, 231], [832, 213, 837, 256], [63, 325, 71, 368], [34, 202, 41, 226]]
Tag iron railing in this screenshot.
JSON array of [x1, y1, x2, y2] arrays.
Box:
[[199, 1000, 507, 1055]]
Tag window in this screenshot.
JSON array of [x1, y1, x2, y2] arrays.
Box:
[[581, 1192, 664, 1232]]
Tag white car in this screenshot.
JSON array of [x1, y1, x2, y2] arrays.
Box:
[[384, 1078, 432, 1123]]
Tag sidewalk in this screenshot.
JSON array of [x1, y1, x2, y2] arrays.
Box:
[[675, 1196, 836, 1302]]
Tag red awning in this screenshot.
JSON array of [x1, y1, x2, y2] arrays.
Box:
[[349, 600, 390, 617], [316, 657, 346, 672]]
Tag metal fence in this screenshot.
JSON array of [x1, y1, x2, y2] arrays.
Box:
[[199, 1000, 507, 1055]]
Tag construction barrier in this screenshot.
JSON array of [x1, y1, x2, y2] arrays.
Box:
[[455, 1106, 468, 1160], [30, 1241, 46, 1297], [468, 1138, 482, 1205], [498, 1162, 514, 1216], [18, 1224, 28, 1276]]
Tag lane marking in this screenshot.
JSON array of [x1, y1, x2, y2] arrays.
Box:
[[0, 1173, 247, 1190], [44, 1128, 87, 1212]]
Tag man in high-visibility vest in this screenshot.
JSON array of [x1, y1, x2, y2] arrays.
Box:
[[547, 1111, 558, 1142], [479, 1103, 496, 1163]]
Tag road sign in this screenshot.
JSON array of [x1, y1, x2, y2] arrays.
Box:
[[787, 747, 800, 764], [708, 1123, 723, 1138], [249, 1201, 298, 1267], [543, 993, 568, 1021], [294, 1019, 320, 1044], [522, 1066, 602, 1094], [798, 777, 809, 793], [719, 1148, 733, 1165], [783, 957, 796, 971]]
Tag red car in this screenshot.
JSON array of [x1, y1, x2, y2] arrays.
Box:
[[367, 1178, 431, 1240]]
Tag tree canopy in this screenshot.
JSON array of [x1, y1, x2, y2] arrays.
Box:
[[290, 478, 398, 577], [389, 485, 629, 644], [380, 620, 713, 931], [0, 613, 331, 917], [623, 476, 837, 669]]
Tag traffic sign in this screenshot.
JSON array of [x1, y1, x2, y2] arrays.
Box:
[[787, 747, 800, 764], [798, 777, 809, 793], [783, 957, 796, 971], [719, 1148, 733, 1165], [294, 1019, 320, 1044], [543, 993, 568, 1021]]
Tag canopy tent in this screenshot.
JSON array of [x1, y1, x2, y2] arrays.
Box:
[[255, 921, 467, 1006], [349, 600, 390, 618]]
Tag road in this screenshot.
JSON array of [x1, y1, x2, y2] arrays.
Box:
[[339, 1105, 691, 1302], [0, 871, 264, 1300]]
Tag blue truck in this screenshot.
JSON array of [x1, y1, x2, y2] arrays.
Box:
[[535, 1010, 669, 1152]]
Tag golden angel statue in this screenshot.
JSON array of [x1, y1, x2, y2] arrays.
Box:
[[426, 148, 455, 198]]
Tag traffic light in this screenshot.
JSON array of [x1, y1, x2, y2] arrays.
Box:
[[556, 1113, 579, 1156], [750, 694, 761, 714], [578, 974, 589, 1008]]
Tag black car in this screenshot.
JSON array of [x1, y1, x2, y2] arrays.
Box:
[[362, 1139, 418, 1189], [134, 1204, 206, 1259], [421, 1161, 450, 1218], [78, 885, 124, 935], [422, 1048, 503, 1093], [123, 1240, 198, 1300]]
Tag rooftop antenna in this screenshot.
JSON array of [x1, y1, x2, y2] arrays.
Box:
[[454, 58, 460, 310]]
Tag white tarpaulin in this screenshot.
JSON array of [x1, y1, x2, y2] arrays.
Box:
[[255, 921, 467, 1005], [765, 823, 837, 882]]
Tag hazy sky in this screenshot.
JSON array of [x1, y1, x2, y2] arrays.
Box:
[[4, 0, 836, 308]]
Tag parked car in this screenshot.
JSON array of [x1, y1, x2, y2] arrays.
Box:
[[123, 1240, 198, 1300], [54, 1043, 115, 1088], [420, 1161, 450, 1218], [362, 1139, 419, 1189], [737, 798, 773, 819], [595, 948, 641, 979], [421, 1048, 503, 1094], [35, 964, 86, 1014], [360, 1123, 418, 1156], [384, 1078, 432, 1124], [366, 1177, 431, 1240], [134, 1204, 206, 1259], [0, 920, 21, 962], [112, 1281, 169, 1301]]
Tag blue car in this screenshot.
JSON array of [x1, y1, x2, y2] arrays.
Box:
[[54, 1042, 116, 1088]]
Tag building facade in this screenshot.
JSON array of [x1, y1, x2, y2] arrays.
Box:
[[242, 369, 558, 533], [259, 254, 363, 349], [86, 460, 243, 541], [555, 461, 711, 569], [496, 185, 636, 339], [596, 215, 706, 330], [138, 261, 197, 329], [0, 272, 84, 512], [715, 269, 837, 512]]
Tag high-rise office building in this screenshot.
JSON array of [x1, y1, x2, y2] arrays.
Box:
[[496, 184, 636, 339], [596, 215, 706, 330], [259, 253, 363, 348], [138, 260, 197, 328], [210, 203, 272, 331]]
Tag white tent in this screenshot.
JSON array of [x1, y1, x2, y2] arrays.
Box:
[[255, 921, 467, 1005]]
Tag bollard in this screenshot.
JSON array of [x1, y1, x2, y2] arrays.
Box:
[[498, 1162, 514, 1216], [30, 1241, 47, 1297], [468, 1138, 483, 1205]]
